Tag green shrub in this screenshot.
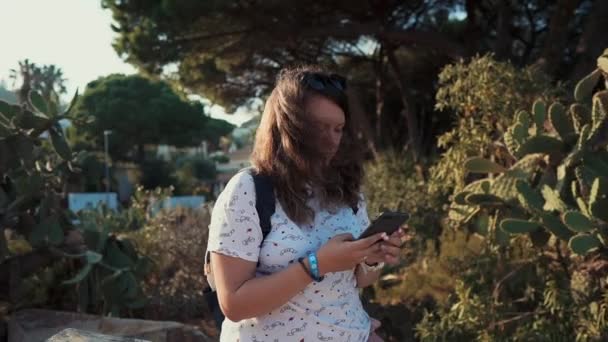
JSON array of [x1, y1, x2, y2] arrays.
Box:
[[124, 205, 211, 321], [139, 158, 177, 190], [363, 151, 446, 243], [172, 155, 217, 196], [362, 151, 448, 340], [430, 55, 564, 196], [416, 49, 608, 342], [210, 153, 229, 164], [0, 91, 150, 318]]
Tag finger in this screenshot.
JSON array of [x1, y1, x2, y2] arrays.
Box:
[[380, 243, 401, 257], [384, 254, 399, 265], [359, 250, 384, 266], [390, 228, 404, 238], [355, 232, 387, 248], [361, 240, 383, 257], [334, 233, 355, 242], [385, 236, 402, 247]]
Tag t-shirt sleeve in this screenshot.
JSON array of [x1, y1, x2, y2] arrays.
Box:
[[207, 171, 263, 262]]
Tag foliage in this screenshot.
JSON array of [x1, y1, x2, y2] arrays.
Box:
[[102, 0, 605, 157], [416, 49, 608, 341], [138, 157, 177, 191], [416, 243, 608, 341], [172, 155, 217, 196], [202, 117, 237, 149], [67, 74, 218, 161], [102, 1, 441, 108], [210, 153, 229, 164], [124, 201, 211, 321], [363, 151, 446, 243], [0, 91, 150, 317], [430, 54, 564, 196], [69, 206, 152, 315], [449, 51, 608, 255], [9, 59, 67, 105], [137, 154, 218, 196], [71, 151, 108, 192], [363, 228, 487, 340], [102, 0, 599, 109]]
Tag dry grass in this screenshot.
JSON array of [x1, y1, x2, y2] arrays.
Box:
[[125, 206, 213, 326]]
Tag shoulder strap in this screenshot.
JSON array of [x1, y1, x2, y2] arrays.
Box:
[[246, 167, 276, 239]]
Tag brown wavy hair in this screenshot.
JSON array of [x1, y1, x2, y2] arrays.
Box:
[[251, 66, 365, 224]]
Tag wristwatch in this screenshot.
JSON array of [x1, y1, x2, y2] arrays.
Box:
[[358, 261, 385, 274]]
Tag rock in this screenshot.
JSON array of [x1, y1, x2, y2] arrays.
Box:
[[47, 328, 149, 341], [7, 309, 214, 342]]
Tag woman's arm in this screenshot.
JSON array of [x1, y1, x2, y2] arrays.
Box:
[[213, 232, 385, 322], [212, 252, 313, 322]]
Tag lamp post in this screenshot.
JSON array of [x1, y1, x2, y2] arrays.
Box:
[[104, 130, 112, 206]]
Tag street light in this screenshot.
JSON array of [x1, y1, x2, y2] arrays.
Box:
[[104, 130, 112, 206]]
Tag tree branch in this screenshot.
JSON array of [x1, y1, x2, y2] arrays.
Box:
[[173, 28, 257, 43], [386, 46, 421, 159], [172, 23, 465, 59]]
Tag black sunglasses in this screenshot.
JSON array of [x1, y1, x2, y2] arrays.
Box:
[[301, 72, 347, 92]]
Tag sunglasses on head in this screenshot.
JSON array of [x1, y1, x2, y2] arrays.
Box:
[[301, 72, 347, 92]]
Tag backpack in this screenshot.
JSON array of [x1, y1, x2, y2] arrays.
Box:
[[203, 167, 358, 330]]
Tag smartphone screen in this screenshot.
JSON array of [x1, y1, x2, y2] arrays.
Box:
[[358, 211, 410, 239]]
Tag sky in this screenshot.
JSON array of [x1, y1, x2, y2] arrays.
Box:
[[0, 0, 252, 126]]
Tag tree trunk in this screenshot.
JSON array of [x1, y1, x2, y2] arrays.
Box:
[[494, 0, 514, 60], [536, 0, 582, 76], [570, 0, 608, 81], [464, 0, 482, 56], [17, 61, 33, 106], [347, 87, 378, 160], [137, 144, 145, 163], [386, 47, 421, 160], [374, 46, 386, 148]]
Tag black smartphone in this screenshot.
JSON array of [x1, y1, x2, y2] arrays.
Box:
[[358, 211, 410, 239]]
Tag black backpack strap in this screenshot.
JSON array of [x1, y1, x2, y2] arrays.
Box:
[[205, 168, 276, 331], [247, 168, 275, 239]]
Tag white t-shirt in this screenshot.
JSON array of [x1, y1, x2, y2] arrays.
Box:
[[207, 171, 373, 342]]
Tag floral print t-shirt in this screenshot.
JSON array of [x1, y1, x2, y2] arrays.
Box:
[[207, 171, 373, 342]]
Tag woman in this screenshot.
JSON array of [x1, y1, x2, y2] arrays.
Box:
[[207, 66, 406, 341]]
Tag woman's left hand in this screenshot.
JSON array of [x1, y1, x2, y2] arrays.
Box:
[[365, 225, 412, 266]]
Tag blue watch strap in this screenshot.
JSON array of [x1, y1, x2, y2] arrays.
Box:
[[307, 252, 324, 281]]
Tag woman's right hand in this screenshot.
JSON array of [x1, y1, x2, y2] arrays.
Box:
[[315, 232, 387, 275]]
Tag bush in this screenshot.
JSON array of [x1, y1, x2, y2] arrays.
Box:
[[0, 91, 150, 321], [210, 153, 229, 164], [415, 49, 608, 341], [364, 228, 486, 341], [363, 151, 446, 244], [430, 54, 564, 196], [172, 155, 217, 196], [139, 158, 177, 190], [362, 151, 448, 340], [124, 205, 211, 321]]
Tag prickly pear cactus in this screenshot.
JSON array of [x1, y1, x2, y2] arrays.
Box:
[[450, 51, 608, 256], [0, 90, 151, 315]]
